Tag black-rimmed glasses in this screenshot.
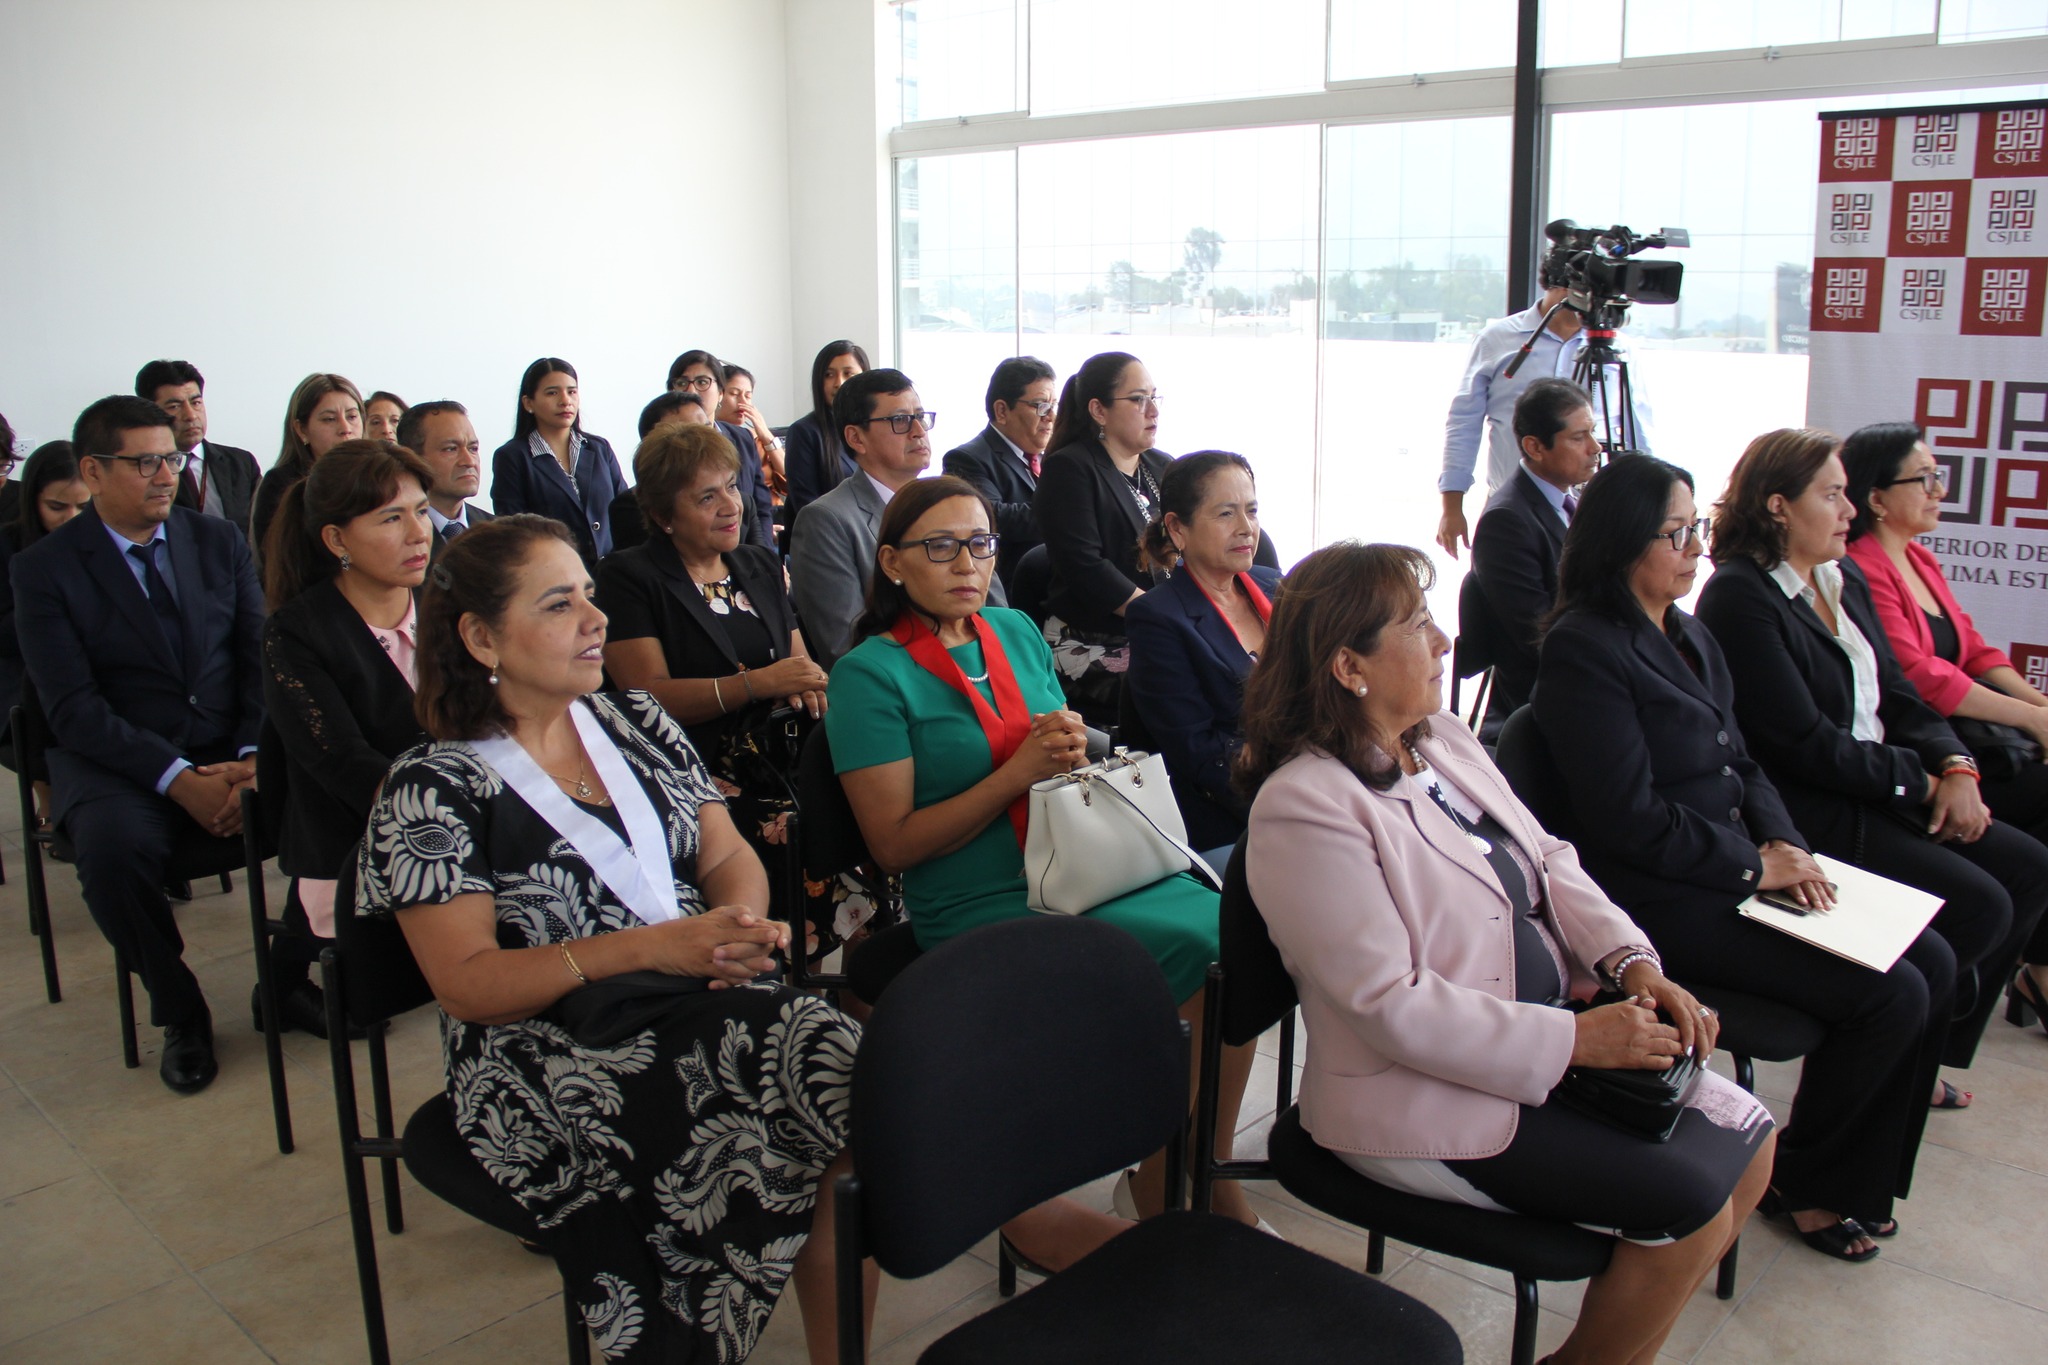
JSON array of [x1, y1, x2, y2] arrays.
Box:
[[674, 374, 718, 393], [862, 410, 938, 436], [900, 532, 999, 563], [1655, 519, 1709, 552], [1014, 399, 1057, 417], [1879, 468, 1948, 495], [98, 451, 189, 477]]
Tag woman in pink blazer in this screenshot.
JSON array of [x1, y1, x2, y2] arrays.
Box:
[[1842, 421, 2048, 1027], [1241, 543, 1776, 1365]]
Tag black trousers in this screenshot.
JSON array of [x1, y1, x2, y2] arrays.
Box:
[[1629, 902, 1948, 1224], [1790, 794, 2048, 1067], [1982, 761, 2048, 962]]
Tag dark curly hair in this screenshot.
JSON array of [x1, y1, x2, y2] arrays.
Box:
[[1708, 427, 1840, 570], [415, 515, 579, 740]]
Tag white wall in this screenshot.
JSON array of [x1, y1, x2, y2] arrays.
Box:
[[0, 0, 796, 481], [781, 0, 897, 394]]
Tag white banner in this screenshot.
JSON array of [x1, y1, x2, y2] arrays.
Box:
[[1807, 100, 2048, 691]]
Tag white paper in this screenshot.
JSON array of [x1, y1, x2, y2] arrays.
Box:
[[1737, 853, 1944, 973]]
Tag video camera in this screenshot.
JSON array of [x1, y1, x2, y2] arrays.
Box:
[[1543, 220, 1689, 329]]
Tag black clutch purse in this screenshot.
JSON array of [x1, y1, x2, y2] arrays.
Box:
[[545, 965, 783, 1048], [1553, 1052, 1703, 1143], [1950, 716, 2041, 783]]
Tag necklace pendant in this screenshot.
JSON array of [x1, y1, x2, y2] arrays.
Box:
[[1468, 831, 1493, 855], [575, 780, 594, 799]]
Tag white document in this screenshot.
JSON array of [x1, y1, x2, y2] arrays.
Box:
[[1737, 853, 1944, 973]]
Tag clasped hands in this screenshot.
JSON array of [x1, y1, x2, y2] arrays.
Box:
[[641, 905, 790, 989], [1571, 962, 1716, 1070], [1002, 709, 1091, 785], [169, 759, 256, 838]]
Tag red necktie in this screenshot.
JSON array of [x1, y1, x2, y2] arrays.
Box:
[[180, 460, 205, 512], [1028, 452, 1042, 478]]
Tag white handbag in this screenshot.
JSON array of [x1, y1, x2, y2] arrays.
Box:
[[1023, 749, 1224, 916]]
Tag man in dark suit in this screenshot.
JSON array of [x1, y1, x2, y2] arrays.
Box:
[[1466, 377, 1600, 739], [397, 400, 494, 555], [136, 360, 261, 538], [942, 356, 1056, 588], [14, 396, 265, 1093]]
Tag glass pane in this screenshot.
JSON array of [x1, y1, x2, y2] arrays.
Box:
[[1330, 0, 1517, 81], [1543, 0, 1624, 66], [1015, 126, 1323, 558], [1940, 0, 2048, 42], [1028, 0, 1323, 116], [898, 152, 1019, 393], [1623, 0, 1934, 57], [898, 0, 1019, 125], [1322, 117, 1513, 623]]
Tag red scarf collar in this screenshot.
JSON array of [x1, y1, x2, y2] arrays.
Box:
[[890, 611, 1034, 846], [1189, 570, 1273, 655]]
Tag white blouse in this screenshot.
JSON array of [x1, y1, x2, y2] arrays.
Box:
[[1770, 559, 1883, 742]]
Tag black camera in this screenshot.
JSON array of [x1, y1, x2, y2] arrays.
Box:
[[1543, 220, 1689, 326]]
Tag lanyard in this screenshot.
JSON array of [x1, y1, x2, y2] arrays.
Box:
[[890, 611, 1034, 847], [1189, 571, 1273, 657], [468, 700, 682, 925]]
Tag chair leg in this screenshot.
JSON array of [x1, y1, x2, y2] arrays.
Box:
[[1717, 1237, 1740, 1301], [1366, 1230, 1387, 1275], [1733, 1054, 1755, 1094], [249, 872, 292, 1155], [562, 1273, 591, 1365], [218, 871, 233, 895], [1510, 1275, 1542, 1365], [368, 1025, 405, 1234], [997, 1238, 1017, 1298], [24, 832, 61, 1003], [115, 951, 141, 1069]]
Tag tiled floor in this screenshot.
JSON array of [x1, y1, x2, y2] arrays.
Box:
[[2, 808, 2045, 1365]]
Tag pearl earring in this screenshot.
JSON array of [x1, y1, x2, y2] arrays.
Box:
[[488, 668, 499, 686], [892, 578, 903, 586], [1356, 685, 1368, 697]]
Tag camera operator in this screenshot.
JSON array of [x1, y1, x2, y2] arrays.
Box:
[[1436, 254, 1654, 559]]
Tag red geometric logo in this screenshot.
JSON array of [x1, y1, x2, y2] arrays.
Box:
[[2014, 643, 2048, 694], [1978, 107, 2048, 178], [1961, 259, 2047, 337], [1821, 116, 1895, 182], [1811, 258, 1885, 332], [1889, 180, 1972, 256]]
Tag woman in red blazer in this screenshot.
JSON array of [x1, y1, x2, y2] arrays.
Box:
[[1842, 421, 2048, 1028], [1241, 542, 1775, 1365]]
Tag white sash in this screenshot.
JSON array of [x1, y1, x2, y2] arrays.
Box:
[[468, 700, 682, 925]]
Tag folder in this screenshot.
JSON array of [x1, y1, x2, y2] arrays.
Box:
[[1737, 853, 1944, 973]]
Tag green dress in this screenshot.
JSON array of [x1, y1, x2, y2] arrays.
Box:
[[826, 607, 1218, 1001]]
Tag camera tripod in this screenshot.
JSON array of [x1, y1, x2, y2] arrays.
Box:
[[1504, 297, 1644, 463]]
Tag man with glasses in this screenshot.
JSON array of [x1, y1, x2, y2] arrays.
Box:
[[667, 349, 774, 551], [943, 356, 1056, 588], [791, 368, 1005, 669], [1466, 378, 1602, 739], [13, 396, 265, 1094], [135, 360, 262, 538]]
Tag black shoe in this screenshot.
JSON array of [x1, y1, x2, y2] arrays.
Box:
[[2008, 969, 2048, 1038], [164, 879, 193, 903], [160, 1008, 218, 1094], [252, 981, 362, 1040]]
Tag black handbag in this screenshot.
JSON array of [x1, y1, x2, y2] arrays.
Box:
[[1553, 1052, 1703, 1143], [1949, 716, 2041, 783], [545, 965, 783, 1048]]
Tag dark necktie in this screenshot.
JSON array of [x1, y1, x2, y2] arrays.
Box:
[[443, 518, 464, 540], [178, 458, 205, 512], [128, 541, 184, 670], [1562, 492, 1579, 523]]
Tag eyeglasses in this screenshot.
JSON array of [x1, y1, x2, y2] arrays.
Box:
[[1653, 518, 1709, 552], [0, 456, 17, 477], [1879, 467, 1948, 495], [900, 532, 999, 563], [863, 410, 938, 435], [675, 374, 718, 393], [1116, 392, 1162, 409], [1014, 399, 1057, 417], [97, 451, 189, 477]]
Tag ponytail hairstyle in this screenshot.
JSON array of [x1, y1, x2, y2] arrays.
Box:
[[1047, 351, 1140, 454], [511, 357, 581, 443], [263, 439, 436, 610], [1140, 450, 1254, 572], [851, 475, 995, 643], [414, 515, 579, 740], [1839, 421, 1925, 542]]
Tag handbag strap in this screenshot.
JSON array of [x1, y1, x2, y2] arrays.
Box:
[[1081, 759, 1226, 892]]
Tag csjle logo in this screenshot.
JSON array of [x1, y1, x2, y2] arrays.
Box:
[[1900, 267, 1946, 321], [1911, 113, 1960, 167], [1823, 264, 1870, 319], [1990, 109, 2046, 168], [1832, 117, 1882, 171], [1905, 188, 1956, 246], [1829, 191, 1873, 243], [1989, 188, 2037, 245], [1979, 266, 2034, 326]]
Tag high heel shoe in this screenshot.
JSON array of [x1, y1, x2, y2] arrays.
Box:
[[2006, 969, 2048, 1037]]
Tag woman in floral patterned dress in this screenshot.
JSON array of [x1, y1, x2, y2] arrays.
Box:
[[356, 514, 869, 1364]]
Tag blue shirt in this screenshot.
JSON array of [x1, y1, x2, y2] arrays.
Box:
[[1518, 460, 1574, 527]]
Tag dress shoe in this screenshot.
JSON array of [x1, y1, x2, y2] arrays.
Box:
[[252, 981, 363, 1040], [160, 1008, 218, 1094], [164, 879, 194, 903]]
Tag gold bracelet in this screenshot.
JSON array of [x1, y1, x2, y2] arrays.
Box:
[[713, 675, 728, 714], [560, 942, 588, 985]]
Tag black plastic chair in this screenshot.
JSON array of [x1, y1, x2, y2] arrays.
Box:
[[12, 702, 63, 1004], [1114, 666, 1158, 754], [834, 915, 1463, 1365], [1449, 571, 1499, 733], [319, 844, 591, 1365], [788, 723, 914, 1001], [1006, 542, 1052, 629]]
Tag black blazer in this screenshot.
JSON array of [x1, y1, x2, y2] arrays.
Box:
[[944, 425, 1039, 585], [429, 501, 494, 559], [593, 539, 797, 756], [489, 431, 629, 565], [176, 439, 261, 537], [1695, 555, 1964, 827], [782, 411, 856, 533], [1124, 564, 1283, 850], [1532, 606, 1804, 918], [1467, 467, 1566, 714], [1034, 436, 1172, 635], [250, 448, 309, 559], [12, 505, 264, 820], [262, 579, 426, 880]]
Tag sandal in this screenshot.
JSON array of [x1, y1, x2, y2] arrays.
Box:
[[1862, 1217, 1900, 1239], [1791, 1216, 1882, 1263], [1930, 1079, 1972, 1110], [2008, 969, 2048, 1038]]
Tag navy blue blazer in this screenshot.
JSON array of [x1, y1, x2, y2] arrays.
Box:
[[12, 505, 264, 820], [943, 425, 1040, 586], [1530, 605, 1805, 919], [782, 411, 857, 533], [1124, 564, 1282, 850], [489, 430, 628, 564], [1468, 466, 1566, 714]]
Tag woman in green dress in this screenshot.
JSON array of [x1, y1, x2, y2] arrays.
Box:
[[826, 475, 1258, 1237]]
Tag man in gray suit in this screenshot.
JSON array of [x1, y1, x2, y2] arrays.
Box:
[[790, 368, 1004, 669], [397, 401, 495, 555]]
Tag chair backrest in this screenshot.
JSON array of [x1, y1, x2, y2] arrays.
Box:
[[1007, 542, 1052, 627], [332, 839, 438, 1030], [1115, 671, 1157, 753], [1491, 703, 1572, 837], [850, 916, 1187, 1278], [1453, 571, 1501, 680], [797, 723, 875, 877], [1218, 835, 1300, 1048]]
